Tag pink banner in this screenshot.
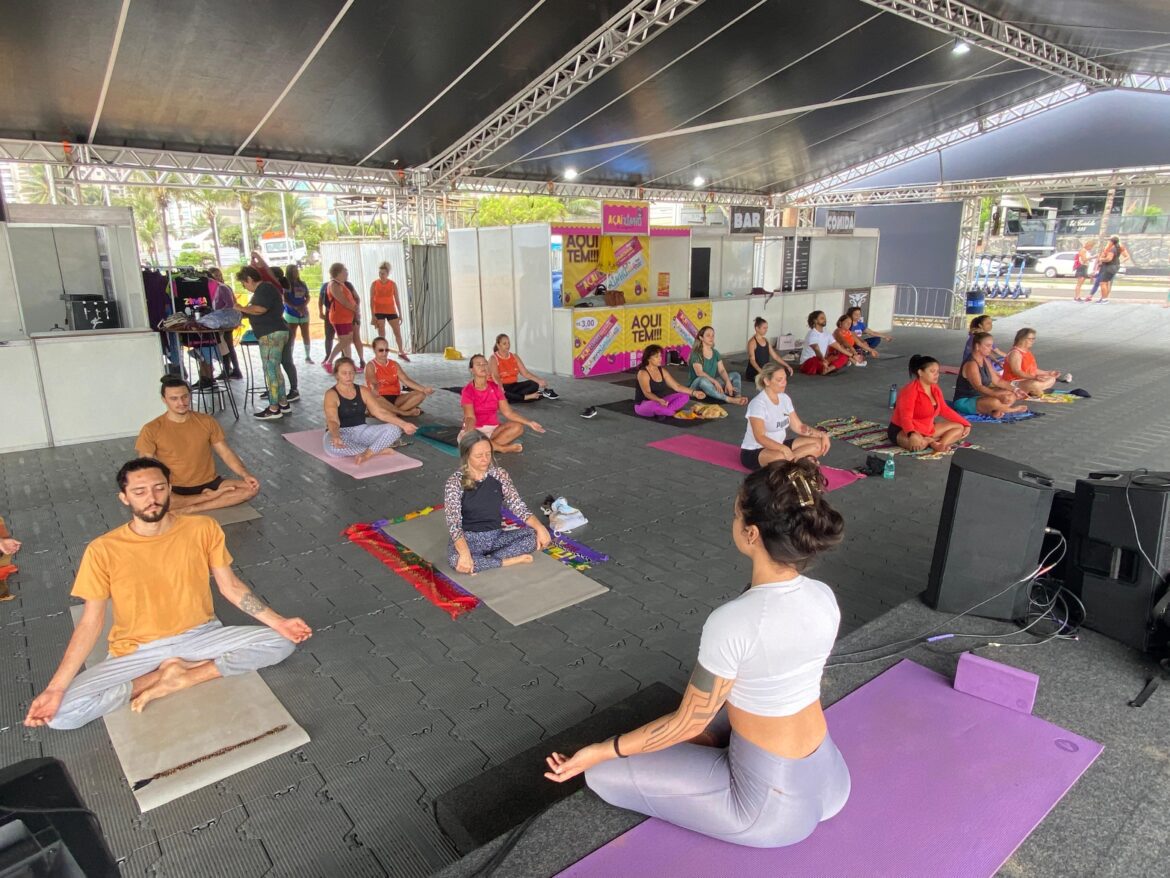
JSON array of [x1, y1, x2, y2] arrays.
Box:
[[601, 200, 650, 236]]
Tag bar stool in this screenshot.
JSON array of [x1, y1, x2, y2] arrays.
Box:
[[239, 333, 265, 410], [182, 331, 239, 420]]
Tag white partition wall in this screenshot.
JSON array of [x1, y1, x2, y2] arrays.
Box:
[[760, 236, 785, 291], [0, 225, 22, 339], [511, 224, 554, 372], [319, 240, 412, 347], [448, 229, 484, 356], [477, 227, 516, 358], [710, 298, 750, 354], [720, 238, 755, 296], [0, 340, 50, 450], [808, 234, 879, 289], [776, 292, 819, 338], [868, 284, 897, 331], [648, 236, 691, 300]]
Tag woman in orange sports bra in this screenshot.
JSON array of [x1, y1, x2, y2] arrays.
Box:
[[364, 336, 434, 416], [489, 334, 559, 402], [1000, 327, 1061, 397], [370, 262, 409, 362]]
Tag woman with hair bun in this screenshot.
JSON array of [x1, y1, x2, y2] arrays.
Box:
[[890, 355, 971, 453], [546, 459, 851, 848], [740, 362, 829, 470]]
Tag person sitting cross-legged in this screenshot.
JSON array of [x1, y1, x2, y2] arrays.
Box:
[[832, 314, 875, 366], [1000, 327, 1060, 398], [24, 458, 311, 730], [364, 337, 433, 416], [740, 363, 830, 470], [460, 355, 544, 453], [954, 332, 1029, 419], [688, 325, 746, 405], [136, 376, 260, 515], [635, 343, 705, 418], [325, 358, 417, 466], [890, 355, 971, 453], [799, 311, 852, 376], [445, 431, 552, 574]]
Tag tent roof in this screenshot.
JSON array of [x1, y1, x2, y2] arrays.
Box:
[[1, 0, 1168, 197]]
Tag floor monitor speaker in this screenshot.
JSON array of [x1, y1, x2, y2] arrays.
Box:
[[1067, 471, 1170, 652], [924, 449, 1055, 621]]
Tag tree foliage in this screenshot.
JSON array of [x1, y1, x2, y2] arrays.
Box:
[[470, 195, 575, 226]]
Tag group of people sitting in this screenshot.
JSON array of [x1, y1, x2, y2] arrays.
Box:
[[799, 308, 890, 375]]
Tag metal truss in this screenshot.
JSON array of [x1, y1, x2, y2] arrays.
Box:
[[426, 0, 706, 184], [857, 1, 1118, 87], [453, 174, 769, 206], [788, 165, 1170, 207], [0, 139, 406, 197], [783, 83, 1089, 202], [953, 197, 979, 295], [1121, 73, 1170, 94]]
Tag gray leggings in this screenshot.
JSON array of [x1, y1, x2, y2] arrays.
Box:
[[585, 708, 850, 848], [49, 620, 296, 730]]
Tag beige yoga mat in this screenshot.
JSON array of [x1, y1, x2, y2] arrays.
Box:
[[203, 503, 262, 526], [382, 513, 608, 625], [70, 606, 309, 811]]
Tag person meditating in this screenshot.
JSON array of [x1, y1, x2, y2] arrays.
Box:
[[635, 344, 706, 418], [889, 355, 971, 453], [444, 431, 552, 574], [24, 458, 311, 730], [832, 314, 875, 365], [1000, 328, 1060, 398], [963, 316, 1007, 371], [546, 460, 850, 847], [847, 306, 892, 349], [741, 363, 829, 470], [489, 334, 559, 402], [688, 326, 746, 405], [460, 355, 544, 453], [136, 376, 260, 514], [364, 337, 433, 416], [743, 317, 793, 384], [799, 311, 852, 375], [324, 357, 417, 465], [954, 332, 1029, 419]]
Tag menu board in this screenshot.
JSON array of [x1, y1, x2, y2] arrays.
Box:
[[782, 235, 810, 292]]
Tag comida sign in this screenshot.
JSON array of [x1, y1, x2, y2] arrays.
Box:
[[825, 209, 856, 235], [730, 205, 763, 235]]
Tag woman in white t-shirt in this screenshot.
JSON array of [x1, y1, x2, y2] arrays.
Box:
[[740, 363, 830, 470], [798, 311, 852, 375]]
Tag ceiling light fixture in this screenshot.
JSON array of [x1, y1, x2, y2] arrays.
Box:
[[564, 168, 578, 180], [693, 175, 706, 187], [951, 39, 971, 55]]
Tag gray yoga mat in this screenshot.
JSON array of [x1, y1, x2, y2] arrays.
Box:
[[203, 503, 262, 526], [381, 513, 608, 625], [70, 605, 309, 811]]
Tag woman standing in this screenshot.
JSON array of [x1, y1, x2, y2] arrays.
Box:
[[546, 460, 851, 848], [688, 326, 746, 405], [235, 265, 289, 420], [444, 431, 552, 574], [370, 262, 409, 361], [889, 355, 971, 453], [489, 334, 558, 402], [364, 337, 433, 415], [743, 317, 793, 384], [1072, 240, 1095, 302], [634, 344, 705, 418], [740, 363, 829, 470], [284, 265, 313, 363], [954, 332, 1029, 419], [323, 263, 359, 373], [460, 355, 545, 453], [323, 358, 417, 465]]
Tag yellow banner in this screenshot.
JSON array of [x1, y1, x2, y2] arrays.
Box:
[[561, 232, 651, 306], [572, 301, 709, 377]]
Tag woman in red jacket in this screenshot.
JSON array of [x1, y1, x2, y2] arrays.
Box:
[[889, 355, 971, 453]]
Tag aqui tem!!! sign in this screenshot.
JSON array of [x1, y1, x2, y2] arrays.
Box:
[[730, 205, 762, 235], [825, 209, 856, 235]]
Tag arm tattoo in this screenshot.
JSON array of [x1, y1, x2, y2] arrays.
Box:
[[643, 664, 732, 750], [239, 591, 267, 617]]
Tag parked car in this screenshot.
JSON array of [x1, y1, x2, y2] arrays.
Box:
[[1034, 251, 1125, 278]]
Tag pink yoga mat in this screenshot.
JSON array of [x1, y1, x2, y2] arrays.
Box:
[[282, 429, 423, 479], [940, 364, 961, 375], [558, 659, 1102, 878], [647, 435, 864, 491]]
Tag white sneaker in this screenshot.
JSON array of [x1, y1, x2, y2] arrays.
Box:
[[853, 359, 867, 367]]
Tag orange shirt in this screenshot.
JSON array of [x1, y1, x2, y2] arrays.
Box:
[[1001, 348, 1038, 382], [328, 280, 356, 325], [835, 328, 858, 350], [136, 412, 225, 488], [493, 352, 520, 384], [371, 279, 400, 315], [369, 359, 402, 396]]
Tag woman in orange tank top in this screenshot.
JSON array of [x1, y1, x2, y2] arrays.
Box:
[[363, 337, 433, 415], [489, 334, 558, 403], [370, 262, 410, 362], [1000, 327, 1062, 397]]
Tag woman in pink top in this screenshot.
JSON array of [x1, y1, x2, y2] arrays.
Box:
[[460, 355, 544, 453]]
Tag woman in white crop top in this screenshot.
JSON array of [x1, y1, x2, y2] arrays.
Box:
[[545, 459, 851, 848]]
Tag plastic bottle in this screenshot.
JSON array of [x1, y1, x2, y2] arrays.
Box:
[[887, 384, 897, 408], [883, 456, 895, 480]]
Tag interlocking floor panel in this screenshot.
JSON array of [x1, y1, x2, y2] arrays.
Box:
[[3, 304, 1170, 875]]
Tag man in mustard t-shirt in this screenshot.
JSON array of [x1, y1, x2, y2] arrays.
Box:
[[24, 458, 311, 730], [136, 376, 260, 514]]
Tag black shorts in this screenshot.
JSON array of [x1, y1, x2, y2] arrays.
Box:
[[172, 476, 224, 496], [381, 393, 400, 405], [740, 438, 795, 471], [374, 312, 399, 321], [1074, 265, 1089, 279], [1098, 264, 1119, 282], [887, 423, 902, 445]]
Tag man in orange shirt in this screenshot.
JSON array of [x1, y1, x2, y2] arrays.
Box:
[[136, 376, 260, 514], [370, 261, 410, 362], [24, 458, 311, 730]]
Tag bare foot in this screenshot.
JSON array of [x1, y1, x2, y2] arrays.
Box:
[[501, 554, 534, 567], [1007, 404, 1029, 414], [354, 449, 375, 466], [495, 442, 523, 453], [130, 658, 210, 713]]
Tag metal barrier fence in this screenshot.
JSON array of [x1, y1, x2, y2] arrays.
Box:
[[893, 285, 966, 329]]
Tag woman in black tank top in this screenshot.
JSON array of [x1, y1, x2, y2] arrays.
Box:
[[743, 317, 794, 382], [953, 333, 1030, 419], [323, 357, 417, 465], [634, 344, 705, 418]]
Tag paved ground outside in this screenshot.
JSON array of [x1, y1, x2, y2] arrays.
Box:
[[2, 302, 1169, 876]]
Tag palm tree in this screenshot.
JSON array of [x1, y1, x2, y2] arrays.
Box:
[[187, 184, 231, 265], [113, 188, 163, 263], [237, 190, 255, 256], [255, 193, 313, 238], [17, 165, 53, 204], [154, 187, 174, 265]]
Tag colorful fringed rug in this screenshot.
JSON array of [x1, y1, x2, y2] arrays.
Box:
[[816, 417, 980, 461]]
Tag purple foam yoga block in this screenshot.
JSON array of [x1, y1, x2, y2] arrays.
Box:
[[953, 651, 1040, 715]]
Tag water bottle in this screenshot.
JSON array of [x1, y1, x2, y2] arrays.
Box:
[[882, 455, 895, 480], [887, 384, 897, 409]]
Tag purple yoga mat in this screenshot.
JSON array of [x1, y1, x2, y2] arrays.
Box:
[[646, 435, 864, 492], [558, 659, 1102, 878], [282, 429, 423, 479]]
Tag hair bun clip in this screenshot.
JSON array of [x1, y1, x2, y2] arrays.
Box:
[[787, 470, 817, 507]]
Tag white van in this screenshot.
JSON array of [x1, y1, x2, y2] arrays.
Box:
[[258, 237, 307, 266]]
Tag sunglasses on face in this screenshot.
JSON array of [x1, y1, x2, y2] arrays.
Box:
[[375, 347, 389, 352]]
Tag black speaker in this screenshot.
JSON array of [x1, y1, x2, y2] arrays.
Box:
[[924, 449, 1055, 621], [1066, 471, 1170, 652]]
